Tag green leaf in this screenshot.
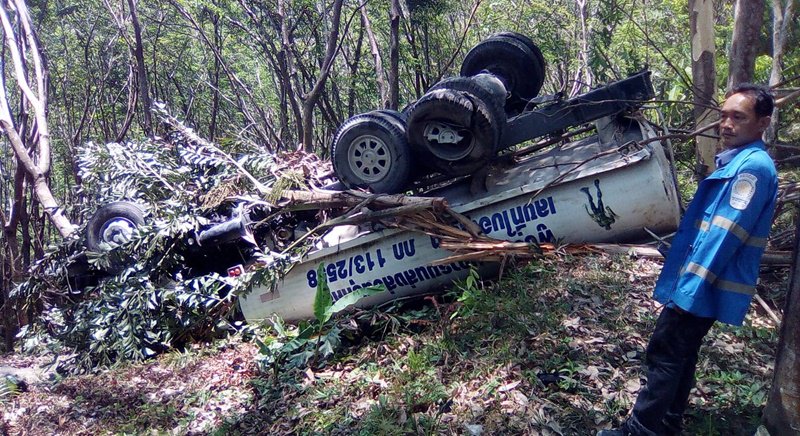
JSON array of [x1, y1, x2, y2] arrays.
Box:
[[323, 285, 385, 320], [318, 335, 336, 358], [288, 350, 315, 367], [254, 338, 270, 354], [313, 263, 332, 323], [281, 337, 310, 354], [296, 323, 316, 340]]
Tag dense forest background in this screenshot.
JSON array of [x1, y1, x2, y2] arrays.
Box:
[[0, 0, 798, 350]]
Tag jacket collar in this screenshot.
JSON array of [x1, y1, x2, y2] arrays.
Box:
[[705, 140, 766, 180]]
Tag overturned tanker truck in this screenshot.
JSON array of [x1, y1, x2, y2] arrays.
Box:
[[83, 33, 682, 322], [238, 33, 682, 321]]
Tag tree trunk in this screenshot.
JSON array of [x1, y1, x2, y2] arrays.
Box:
[[301, 0, 344, 152], [126, 0, 153, 137], [762, 3, 800, 432], [19, 191, 30, 270], [0, 165, 22, 351], [570, 0, 594, 97], [388, 0, 400, 109], [0, 1, 75, 237], [762, 210, 800, 434], [347, 16, 366, 117], [115, 62, 137, 141], [403, 20, 425, 98], [2, 165, 24, 279], [728, 0, 766, 90], [30, 195, 44, 261], [361, 6, 387, 109], [274, 0, 303, 147], [209, 12, 222, 141], [765, 0, 796, 145], [689, 0, 718, 177], [0, 205, 17, 350]]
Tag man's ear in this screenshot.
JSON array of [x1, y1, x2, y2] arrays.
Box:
[[758, 116, 772, 132]]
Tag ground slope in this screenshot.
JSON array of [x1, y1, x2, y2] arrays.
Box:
[[0, 253, 786, 435]]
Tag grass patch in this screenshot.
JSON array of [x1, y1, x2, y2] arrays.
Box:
[[222, 254, 780, 435]]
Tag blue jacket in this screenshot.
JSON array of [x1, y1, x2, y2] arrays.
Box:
[[654, 140, 778, 325]]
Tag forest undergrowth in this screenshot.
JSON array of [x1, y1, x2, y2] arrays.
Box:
[[0, 253, 786, 435]]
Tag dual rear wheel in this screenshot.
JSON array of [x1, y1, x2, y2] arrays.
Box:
[[332, 31, 546, 192]]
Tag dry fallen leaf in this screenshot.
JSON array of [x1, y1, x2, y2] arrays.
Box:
[[510, 390, 529, 406], [625, 378, 641, 393], [579, 365, 600, 381], [561, 317, 581, 329], [498, 380, 521, 392]]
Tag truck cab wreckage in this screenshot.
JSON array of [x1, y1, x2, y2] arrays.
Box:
[[79, 33, 682, 322]]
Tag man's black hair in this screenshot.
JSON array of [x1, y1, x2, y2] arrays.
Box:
[[728, 83, 774, 117]]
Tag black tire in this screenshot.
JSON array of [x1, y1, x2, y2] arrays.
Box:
[[372, 110, 426, 179], [375, 109, 408, 125], [85, 201, 145, 252], [491, 32, 546, 76], [429, 75, 507, 148], [460, 35, 545, 101], [400, 103, 414, 118], [406, 87, 500, 176], [331, 112, 411, 193]]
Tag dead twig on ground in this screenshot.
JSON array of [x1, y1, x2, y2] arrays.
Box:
[[754, 294, 782, 325]]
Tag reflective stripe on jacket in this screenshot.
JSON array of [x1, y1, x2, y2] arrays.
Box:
[[654, 141, 777, 325]]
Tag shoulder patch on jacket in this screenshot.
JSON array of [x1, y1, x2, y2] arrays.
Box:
[[730, 173, 757, 210]]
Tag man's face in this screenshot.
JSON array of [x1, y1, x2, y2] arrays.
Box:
[[719, 92, 771, 149]]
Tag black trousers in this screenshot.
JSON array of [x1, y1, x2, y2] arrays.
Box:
[[623, 306, 715, 436]]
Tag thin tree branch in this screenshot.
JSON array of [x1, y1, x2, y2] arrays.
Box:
[[434, 0, 481, 84]]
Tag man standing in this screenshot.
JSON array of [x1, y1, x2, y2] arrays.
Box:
[[599, 84, 778, 436]]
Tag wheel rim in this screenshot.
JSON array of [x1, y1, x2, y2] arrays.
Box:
[[348, 134, 391, 182], [99, 217, 137, 249], [422, 121, 473, 161]]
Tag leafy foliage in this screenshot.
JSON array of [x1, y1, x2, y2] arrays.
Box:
[[14, 112, 297, 373], [255, 263, 384, 374], [448, 266, 482, 320], [0, 375, 24, 404]]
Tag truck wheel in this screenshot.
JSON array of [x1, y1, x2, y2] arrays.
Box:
[[429, 75, 507, 150], [406, 87, 499, 176], [491, 32, 546, 77], [331, 111, 411, 193], [460, 35, 545, 102], [375, 109, 408, 124], [86, 201, 145, 252]]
